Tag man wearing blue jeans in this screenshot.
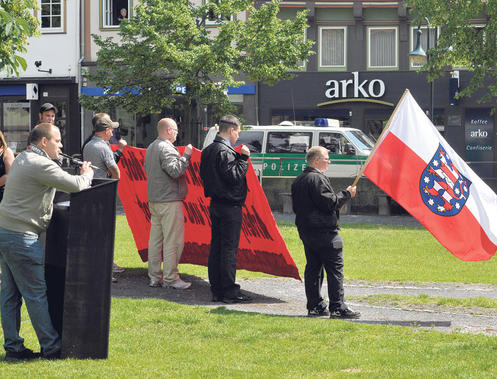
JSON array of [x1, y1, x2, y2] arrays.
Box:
[[0, 123, 93, 361]]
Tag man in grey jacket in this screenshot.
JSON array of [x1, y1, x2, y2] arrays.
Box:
[[144, 118, 192, 289], [0, 123, 93, 361]]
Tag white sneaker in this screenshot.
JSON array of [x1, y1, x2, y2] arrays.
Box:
[[149, 280, 163, 288], [168, 279, 191, 290]]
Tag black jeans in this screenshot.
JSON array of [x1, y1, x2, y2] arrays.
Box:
[[301, 231, 345, 311], [208, 201, 242, 299]]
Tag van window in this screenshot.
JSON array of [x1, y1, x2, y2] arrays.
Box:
[[344, 130, 375, 151], [267, 132, 312, 153], [319, 132, 348, 155], [233, 131, 264, 153]]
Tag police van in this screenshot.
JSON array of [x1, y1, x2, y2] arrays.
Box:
[[202, 120, 375, 179]]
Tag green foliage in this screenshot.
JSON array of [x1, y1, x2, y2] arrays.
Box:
[[0, 0, 39, 76], [80, 0, 313, 117], [406, 0, 497, 102]]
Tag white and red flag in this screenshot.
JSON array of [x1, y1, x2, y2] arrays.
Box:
[[362, 90, 497, 261]]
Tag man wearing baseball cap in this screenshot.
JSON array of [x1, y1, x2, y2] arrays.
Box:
[[83, 113, 127, 278], [38, 103, 57, 124], [83, 113, 126, 180]]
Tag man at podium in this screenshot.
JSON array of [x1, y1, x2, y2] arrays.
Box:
[[0, 123, 94, 361]]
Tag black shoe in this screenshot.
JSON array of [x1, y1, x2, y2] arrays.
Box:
[[222, 294, 252, 304], [212, 294, 223, 302], [308, 306, 330, 317], [5, 348, 40, 362], [329, 306, 360, 319], [41, 349, 62, 360]]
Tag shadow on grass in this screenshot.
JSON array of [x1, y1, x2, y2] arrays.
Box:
[[111, 268, 285, 307]]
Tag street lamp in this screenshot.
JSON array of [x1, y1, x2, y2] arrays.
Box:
[[409, 18, 435, 123]]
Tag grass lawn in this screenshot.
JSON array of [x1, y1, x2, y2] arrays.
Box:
[[117, 217, 497, 284], [2, 215, 497, 376], [2, 299, 497, 377]]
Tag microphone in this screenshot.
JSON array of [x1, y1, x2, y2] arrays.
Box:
[[59, 152, 99, 170]]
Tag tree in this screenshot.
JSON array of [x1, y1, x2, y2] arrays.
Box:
[[80, 0, 313, 144], [0, 0, 39, 76], [406, 0, 497, 103]]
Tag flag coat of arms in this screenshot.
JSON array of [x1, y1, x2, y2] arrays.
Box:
[[363, 90, 497, 261]]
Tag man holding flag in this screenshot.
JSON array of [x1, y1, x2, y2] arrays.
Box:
[[292, 146, 360, 319]]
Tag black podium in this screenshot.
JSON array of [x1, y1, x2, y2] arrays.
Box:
[[44, 178, 118, 359]]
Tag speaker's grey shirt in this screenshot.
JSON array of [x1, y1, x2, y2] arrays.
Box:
[[0, 147, 93, 235]]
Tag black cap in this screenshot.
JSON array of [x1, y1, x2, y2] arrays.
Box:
[[39, 103, 57, 114]]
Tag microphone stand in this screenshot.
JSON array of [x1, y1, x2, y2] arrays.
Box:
[[59, 152, 99, 170]]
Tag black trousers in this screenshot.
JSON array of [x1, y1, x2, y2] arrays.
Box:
[[208, 201, 242, 299], [301, 231, 345, 311]]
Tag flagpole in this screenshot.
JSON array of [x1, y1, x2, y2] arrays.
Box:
[[349, 88, 411, 187]]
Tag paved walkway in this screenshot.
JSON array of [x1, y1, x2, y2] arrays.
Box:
[[115, 207, 497, 335], [112, 272, 497, 336]]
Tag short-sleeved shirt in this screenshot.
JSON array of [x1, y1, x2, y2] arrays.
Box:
[[83, 136, 116, 179]]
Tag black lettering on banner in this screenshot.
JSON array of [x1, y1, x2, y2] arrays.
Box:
[[241, 205, 274, 241], [184, 197, 211, 226], [121, 152, 146, 181], [136, 195, 151, 222], [185, 161, 203, 187]]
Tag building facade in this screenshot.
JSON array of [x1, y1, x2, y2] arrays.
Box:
[[0, 0, 82, 154], [257, 0, 496, 185], [1, 0, 495, 199]]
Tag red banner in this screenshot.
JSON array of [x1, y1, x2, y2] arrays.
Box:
[[115, 145, 301, 280]]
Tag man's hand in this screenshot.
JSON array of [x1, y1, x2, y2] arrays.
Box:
[[240, 145, 251, 157], [185, 144, 193, 155], [347, 185, 357, 198], [80, 161, 94, 176], [118, 138, 127, 151]]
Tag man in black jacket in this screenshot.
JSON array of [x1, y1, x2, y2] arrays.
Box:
[[291, 146, 360, 319], [200, 115, 252, 304]]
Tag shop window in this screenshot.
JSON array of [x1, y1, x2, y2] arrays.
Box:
[[234, 131, 263, 153], [410, 26, 439, 69], [102, 0, 130, 28], [432, 108, 445, 134], [39, 0, 64, 33], [49, 100, 68, 147], [365, 119, 387, 140], [267, 132, 312, 154], [320, 27, 346, 69], [368, 27, 398, 69], [2, 102, 31, 153]]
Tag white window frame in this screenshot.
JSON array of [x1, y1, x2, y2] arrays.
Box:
[[409, 26, 440, 69], [367, 26, 398, 70], [39, 0, 64, 33], [101, 0, 131, 29], [319, 26, 347, 69]]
